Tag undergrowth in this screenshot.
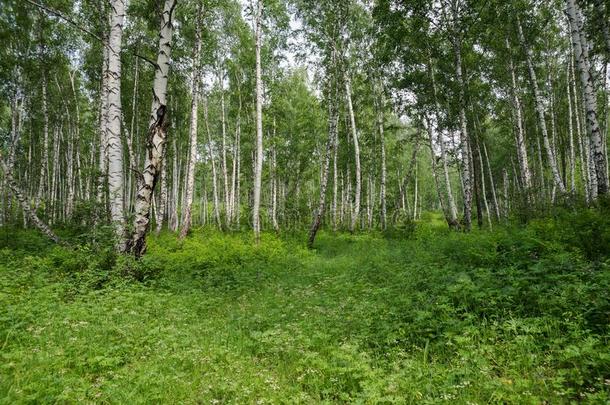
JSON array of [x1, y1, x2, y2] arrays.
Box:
[[1, 207, 609, 403]]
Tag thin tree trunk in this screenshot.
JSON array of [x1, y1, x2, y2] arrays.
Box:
[[517, 16, 566, 193], [345, 73, 361, 232], [566, 0, 608, 195], [425, 117, 450, 227], [483, 142, 500, 221], [1, 154, 61, 244], [170, 137, 180, 232], [413, 162, 418, 220], [97, 38, 110, 212], [127, 0, 177, 258], [271, 136, 279, 232], [155, 155, 167, 234], [477, 144, 492, 229], [376, 83, 387, 230], [453, 38, 473, 230], [332, 123, 338, 231], [37, 72, 50, 208], [307, 80, 338, 248], [180, 14, 202, 239], [430, 62, 459, 227], [567, 54, 577, 194], [506, 38, 533, 190], [204, 96, 222, 228], [252, 0, 263, 243], [218, 66, 231, 225], [502, 168, 510, 217]]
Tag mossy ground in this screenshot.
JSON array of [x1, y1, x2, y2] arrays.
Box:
[[1, 210, 609, 403]]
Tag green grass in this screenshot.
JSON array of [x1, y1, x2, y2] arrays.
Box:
[[1, 211, 610, 403]]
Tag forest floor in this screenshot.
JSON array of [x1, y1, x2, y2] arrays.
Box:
[[1, 210, 610, 403]]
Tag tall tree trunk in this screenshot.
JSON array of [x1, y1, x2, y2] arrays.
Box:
[[252, 0, 263, 243], [106, 0, 126, 246], [307, 83, 338, 247], [180, 15, 201, 239], [453, 38, 473, 230], [345, 73, 361, 232], [270, 130, 279, 232], [170, 137, 180, 232], [430, 62, 459, 227], [376, 83, 387, 230], [204, 96, 222, 228], [477, 143, 492, 229], [37, 72, 50, 208], [567, 54, 577, 194], [412, 162, 418, 220], [506, 38, 533, 190], [483, 142, 501, 221], [229, 92, 241, 226], [68, 71, 80, 217], [127, 51, 140, 212], [235, 112, 241, 228], [332, 123, 339, 231], [127, 0, 176, 257], [502, 168, 510, 217], [97, 40, 110, 211], [218, 66, 231, 225], [425, 117, 450, 227], [566, 0, 608, 195], [517, 16, 566, 193]]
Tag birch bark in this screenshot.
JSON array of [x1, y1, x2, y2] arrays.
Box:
[[566, 0, 608, 195], [252, 0, 263, 242], [106, 0, 126, 245], [517, 17, 566, 193], [128, 0, 177, 257], [344, 73, 361, 232]]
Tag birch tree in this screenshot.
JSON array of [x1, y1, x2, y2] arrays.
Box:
[[566, 0, 608, 196], [517, 16, 566, 194], [180, 4, 203, 239], [127, 0, 177, 257], [106, 0, 126, 245], [252, 0, 264, 243]]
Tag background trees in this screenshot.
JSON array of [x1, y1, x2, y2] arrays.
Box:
[[0, 0, 609, 248]]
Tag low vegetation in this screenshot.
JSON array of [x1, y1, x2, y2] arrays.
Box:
[[2, 208, 609, 403]]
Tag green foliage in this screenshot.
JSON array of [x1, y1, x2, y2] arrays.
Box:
[[1, 211, 610, 402]]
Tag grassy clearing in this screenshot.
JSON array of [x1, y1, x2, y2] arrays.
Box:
[[1, 210, 610, 403]]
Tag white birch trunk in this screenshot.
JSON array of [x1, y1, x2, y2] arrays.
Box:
[[345, 73, 361, 232], [308, 80, 338, 247], [454, 39, 473, 230], [128, 0, 176, 257], [204, 96, 222, 228], [430, 63, 459, 227], [376, 84, 387, 230], [180, 27, 201, 239], [517, 17, 566, 193], [155, 157, 167, 234], [106, 0, 126, 245], [252, 0, 264, 242], [37, 72, 50, 208], [566, 0, 608, 195], [507, 38, 533, 190]]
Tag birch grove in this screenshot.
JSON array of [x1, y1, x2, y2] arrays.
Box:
[[1, 0, 609, 252]]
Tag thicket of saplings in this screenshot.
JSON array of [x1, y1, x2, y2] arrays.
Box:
[[1, 197, 609, 403]]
